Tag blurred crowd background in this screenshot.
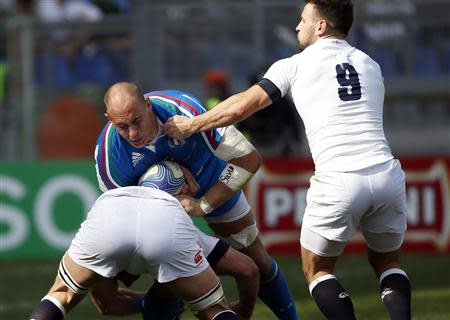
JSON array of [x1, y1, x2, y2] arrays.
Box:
[[0, 0, 449, 161]]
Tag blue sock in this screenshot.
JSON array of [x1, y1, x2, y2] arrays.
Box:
[[258, 257, 300, 320], [139, 284, 183, 320]]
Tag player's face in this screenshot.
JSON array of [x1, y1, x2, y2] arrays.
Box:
[[108, 99, 157, 148], [296, 3, 320, 49]]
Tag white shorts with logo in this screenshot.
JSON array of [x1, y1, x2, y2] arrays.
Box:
[[68, 187, 210, 283], [300, 159, 407, 257]]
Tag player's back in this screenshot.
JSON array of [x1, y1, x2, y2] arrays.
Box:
[[69, 187, 185, 276], [277, 39, 393, 172]]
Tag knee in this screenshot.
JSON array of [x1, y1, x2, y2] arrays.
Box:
[[243, 240, 273, 274], [367, 247, 402, 278], [242, 257, 260, 282], [301, 256, 335, 284]]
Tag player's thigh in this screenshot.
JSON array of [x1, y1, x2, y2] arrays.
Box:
[[301, 226, 347, 258], [360, 161, 407, 252], [165, 267, 220, 301], [209, 210, 271, 269], [300, 172, 361, 255], [206, 193, 253, 236], [207, 196, 271, 270]]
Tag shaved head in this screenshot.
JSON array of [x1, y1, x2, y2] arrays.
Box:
[[104, 82, 146, 114], [103, 82, 158, 148]]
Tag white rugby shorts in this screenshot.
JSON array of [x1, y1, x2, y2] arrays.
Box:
[[68, 187, 209, 283], [300, 159, 407, 256]]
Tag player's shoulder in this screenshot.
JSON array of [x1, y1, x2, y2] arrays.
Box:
[[96, 122, 131, 162], [97, 121, 120, 147], [145, 89, 186, 102]]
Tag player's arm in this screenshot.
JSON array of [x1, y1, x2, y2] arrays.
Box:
[[95, 130, 133, 192], [177, 126, 262, 216], [200, 125, 262, 213], [89, 277, 143, 316], [164, 84, 272, 140]]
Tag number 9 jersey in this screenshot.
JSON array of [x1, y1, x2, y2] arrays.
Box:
[[262, 38, 393, 173]]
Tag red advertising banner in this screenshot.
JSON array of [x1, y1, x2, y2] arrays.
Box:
[[246, 157, 450, 254]]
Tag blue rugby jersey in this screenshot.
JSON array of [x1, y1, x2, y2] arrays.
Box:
[[95, 90, 241, 217]]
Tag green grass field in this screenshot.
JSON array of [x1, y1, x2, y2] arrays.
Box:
[[1, 254, 449, 319]]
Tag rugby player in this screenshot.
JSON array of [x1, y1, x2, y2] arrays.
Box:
[[28, 187, 255, 320], [164, 1, 411, 319], [95, 83, 299, 319]]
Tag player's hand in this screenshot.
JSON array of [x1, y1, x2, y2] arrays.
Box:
[[163, 116, 193, 140], [179, 166, 199, 196], [175, 195, 205, 216]]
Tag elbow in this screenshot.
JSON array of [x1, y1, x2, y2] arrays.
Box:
[[253, 150, 263, 171], [245, 149, 263, 174]]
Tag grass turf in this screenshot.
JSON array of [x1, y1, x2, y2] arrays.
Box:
[[1, 254, 449, 319]]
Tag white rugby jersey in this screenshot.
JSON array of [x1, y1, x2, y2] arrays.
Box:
[[263, 38, 393, 172]]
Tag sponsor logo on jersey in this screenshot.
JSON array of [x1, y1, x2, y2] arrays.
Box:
[[194, 250, 203, 265], [132, 152, 144, 167], [339, 292, 350, 299]]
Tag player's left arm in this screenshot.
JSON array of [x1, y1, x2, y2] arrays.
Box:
[[177, 126, 262, 216]]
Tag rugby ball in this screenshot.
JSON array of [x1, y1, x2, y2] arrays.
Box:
[[138, 160, 185, 195]]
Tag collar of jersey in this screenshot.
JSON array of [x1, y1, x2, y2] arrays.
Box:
[[315, 38, 350, 47]]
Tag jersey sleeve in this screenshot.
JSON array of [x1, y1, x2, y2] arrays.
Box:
[[95, 123, 134, 192], [263, 56, 297, 98], [213, 125, 255, 161], [147, 90, 225, 152], [178, 93, 225, 152]]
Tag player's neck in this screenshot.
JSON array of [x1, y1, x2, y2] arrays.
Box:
[[322, 33, 346, 40], [147, 115, 161, 145]]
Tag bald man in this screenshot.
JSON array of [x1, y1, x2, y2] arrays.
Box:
[[94, 82, 299, 319]]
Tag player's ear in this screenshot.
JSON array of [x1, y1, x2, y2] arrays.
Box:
[[317, 19, 327, 36], [105, 112, 111, 120]]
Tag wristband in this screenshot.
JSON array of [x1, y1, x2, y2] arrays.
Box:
[[199, 196, 213, 215]]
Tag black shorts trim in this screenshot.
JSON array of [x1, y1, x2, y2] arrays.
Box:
[[207, 239, 230, 271]]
